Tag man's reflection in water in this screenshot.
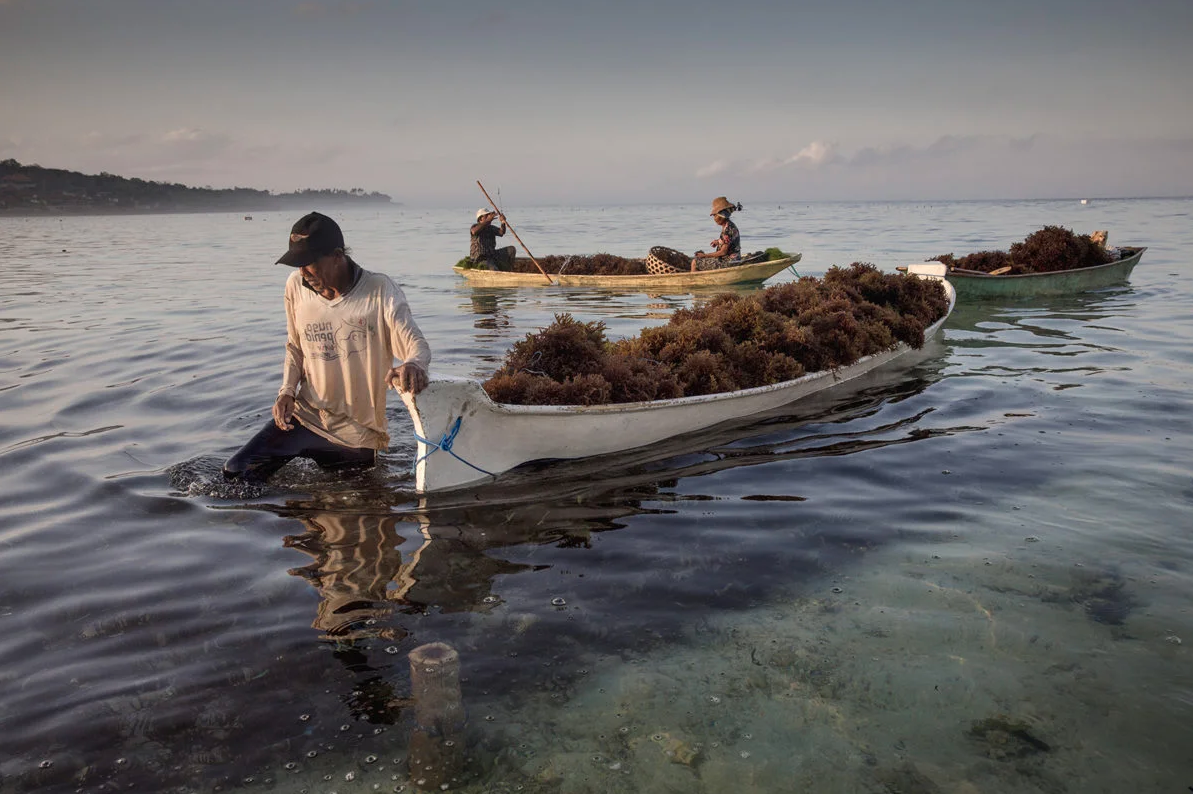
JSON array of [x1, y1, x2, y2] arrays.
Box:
[[282, 511, 534, 721]]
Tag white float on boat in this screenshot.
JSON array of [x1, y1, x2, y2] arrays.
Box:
[[401, 264, 955, 493]]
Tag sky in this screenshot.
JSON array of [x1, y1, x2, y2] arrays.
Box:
[[1, 0, 1191, 204]]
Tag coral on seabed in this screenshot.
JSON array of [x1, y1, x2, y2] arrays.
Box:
[[482, 263, 950, 405]]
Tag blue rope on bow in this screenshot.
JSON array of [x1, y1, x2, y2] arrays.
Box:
[[787, 265, 802, 278], [413, 416, 495, 477]]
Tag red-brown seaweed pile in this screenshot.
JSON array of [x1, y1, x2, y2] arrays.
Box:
[[932, 226, 1114, 275], [510, 254, 647, 276], [500, 247, 789, 276], [482, 263, 950, 405]]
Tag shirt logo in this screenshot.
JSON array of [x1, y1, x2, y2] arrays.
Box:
[[303, 317, 376, 361]]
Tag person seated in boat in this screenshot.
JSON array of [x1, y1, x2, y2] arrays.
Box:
[[470, 209, 516, 271], [691, 196, 743, 271], [223, 211, 431, 482], [1091, 229, 1121, 259]]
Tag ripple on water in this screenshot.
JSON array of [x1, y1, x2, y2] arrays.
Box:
[[1, 203, 1192, 792]]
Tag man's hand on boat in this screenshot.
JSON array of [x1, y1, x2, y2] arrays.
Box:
[[273, 394, 296, 431], [387, 362, 429, 395]]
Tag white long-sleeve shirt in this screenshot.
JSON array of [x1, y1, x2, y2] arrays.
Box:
[[279, 265, 431, 450]]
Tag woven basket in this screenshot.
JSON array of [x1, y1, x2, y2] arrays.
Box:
[[645, 246, 689, 275]]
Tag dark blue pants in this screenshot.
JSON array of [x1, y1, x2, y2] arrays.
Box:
[[223, 420, 376, 482]]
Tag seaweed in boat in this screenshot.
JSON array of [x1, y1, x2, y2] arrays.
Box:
[[953, 250, 1014, 273], [508, 254, 647, 276], [931, 226, 1113, 274], [1008, 225, 1112, 273], [482, 264, 949, 406]]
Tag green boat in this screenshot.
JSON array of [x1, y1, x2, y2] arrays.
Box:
[[906, 247, 1145, 301]]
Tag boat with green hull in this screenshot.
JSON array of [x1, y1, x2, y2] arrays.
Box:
[[908, 247, 1145, 300]]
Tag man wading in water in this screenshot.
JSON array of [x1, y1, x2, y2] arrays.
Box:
[[224, 212, 431, 482]]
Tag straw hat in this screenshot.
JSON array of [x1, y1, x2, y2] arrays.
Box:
[[476, 208, 494, 221], [710, 196, 736, 216]]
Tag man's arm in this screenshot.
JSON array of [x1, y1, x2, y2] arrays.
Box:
[[280, 280, 305, 396], [275, 279, 305, 429], [382, 280, 432, 394]]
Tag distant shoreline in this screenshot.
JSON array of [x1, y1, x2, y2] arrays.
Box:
[[0, 203, 401, 218], [0, 158, 397, 218]]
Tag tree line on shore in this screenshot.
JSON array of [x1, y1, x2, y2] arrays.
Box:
[[0, 159, 394, 214]]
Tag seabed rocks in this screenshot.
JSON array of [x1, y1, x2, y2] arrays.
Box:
[[445, 537, 1189, 794]]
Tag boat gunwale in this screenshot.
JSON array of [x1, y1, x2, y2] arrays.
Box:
[[944, 247, 1146, 281]]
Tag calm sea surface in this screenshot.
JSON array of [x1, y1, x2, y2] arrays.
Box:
[[1, 200, 1191, 794]]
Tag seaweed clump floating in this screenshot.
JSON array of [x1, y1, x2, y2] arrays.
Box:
[[482, 263, 950, 406], [932, 226, 1114, 275]]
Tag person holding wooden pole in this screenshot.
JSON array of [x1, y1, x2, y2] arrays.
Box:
[[476, 181, 554, 284], [469, 208, 516, 271]]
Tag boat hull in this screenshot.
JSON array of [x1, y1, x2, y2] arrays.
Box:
[[402, 267, 955, 493], [452, 255, 800, 289], [939, 248, 1145, 300]]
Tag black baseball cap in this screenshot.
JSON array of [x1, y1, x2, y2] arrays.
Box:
[[276, 212, 345, 267]]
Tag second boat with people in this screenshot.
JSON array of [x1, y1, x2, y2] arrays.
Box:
[[458, 193, 800, 289]]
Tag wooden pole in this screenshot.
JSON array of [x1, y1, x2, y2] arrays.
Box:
[[477, 181, 554, 285]]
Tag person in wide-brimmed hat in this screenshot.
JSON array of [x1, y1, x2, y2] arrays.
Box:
[[691, 196, 743, 271], [470, 208, 516, 271]]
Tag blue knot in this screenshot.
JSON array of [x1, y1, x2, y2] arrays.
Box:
[[413, 416, 494, 478]]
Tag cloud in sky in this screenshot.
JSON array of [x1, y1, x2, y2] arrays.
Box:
[[699, 136, 1039, 182], [695, 160, 728, 178], [73, 128, 233, 167], [158, 128, 233, 161], [747, 135, 1193, 200], [785, 141, 838, 168], [293, 0, 372, 18]]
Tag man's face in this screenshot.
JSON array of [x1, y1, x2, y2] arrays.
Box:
[[300, 253, 338, 292]]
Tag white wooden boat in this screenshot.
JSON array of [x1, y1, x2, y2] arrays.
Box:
[[401, 264, 955, 493]]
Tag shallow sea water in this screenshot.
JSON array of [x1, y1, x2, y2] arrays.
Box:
[[1, 200, 1191, 793]]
